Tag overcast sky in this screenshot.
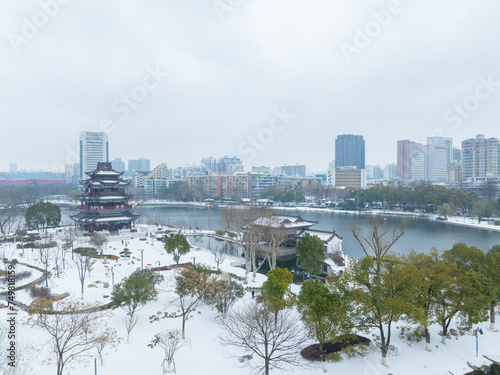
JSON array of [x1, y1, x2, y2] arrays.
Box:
[[1, 0, 500, 174]]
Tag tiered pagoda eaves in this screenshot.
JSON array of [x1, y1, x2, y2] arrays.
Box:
[[71, 162, 140, 233]]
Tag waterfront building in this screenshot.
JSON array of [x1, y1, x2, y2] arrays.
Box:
[[79, 131, 109, 179], [397, 140, 426, 181], [246, 215, 343, 266], [462, 134, 500, 180], [426, 137, 453, 182], [447, 162, 462, 184], [335, 167, 366, 188], [335, 134, 365, 169], [71, 162, 139, 232]]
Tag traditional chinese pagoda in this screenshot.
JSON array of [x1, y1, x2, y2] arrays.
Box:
[[71, 162, 140, 233]]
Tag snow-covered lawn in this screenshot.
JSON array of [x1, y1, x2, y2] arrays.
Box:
[[1, 225, 499, 375]]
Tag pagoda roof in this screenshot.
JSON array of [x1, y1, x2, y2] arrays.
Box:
[[71, 211, 139, 223], [299, 230, 343, 243], [251, 215, 317, 229], [84, 162, 124, 178], [79, 191, 133, 199]]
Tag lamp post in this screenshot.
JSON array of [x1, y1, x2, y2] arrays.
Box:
[[140, 249, 144, 270], [474, 327, 483, 357], [111, 266, 114, 288]]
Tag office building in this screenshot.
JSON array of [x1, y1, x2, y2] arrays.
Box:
[[397, 140, 426, 181], [335, 134, 365, 169], [79, 131, 109, 179], [426, 137, 452, 182], [335, 167, 367, 188]]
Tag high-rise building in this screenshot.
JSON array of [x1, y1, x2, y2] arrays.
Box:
[[252, 166, 272, 175], [426, 137, 452, 182], [397, 140, 426, 181], [150, 163, 173, 180], [111, 158, 126, 172], [79, 131, 109, 179], [201, 157, 218, 174], [217, 156, 243, 174], [366, 165, 384, 180], [9, 163, 17, 174], [384, 163, 397, 180], [279, 164, 306, 177], [127, 158, 150, 176], [335, 134, 365, 169], [462, 134, 500, 180]]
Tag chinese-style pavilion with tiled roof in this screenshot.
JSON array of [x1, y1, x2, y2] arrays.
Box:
[[71, 162, 140, 233]]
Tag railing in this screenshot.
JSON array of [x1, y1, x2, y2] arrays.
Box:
[[77, 205, 132, 211]]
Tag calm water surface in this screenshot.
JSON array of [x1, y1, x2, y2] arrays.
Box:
[[61, 205, 500, 260]]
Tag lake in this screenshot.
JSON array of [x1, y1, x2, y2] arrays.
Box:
[[60, 205, 500, 260]]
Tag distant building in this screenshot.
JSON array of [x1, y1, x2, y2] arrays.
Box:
[[110, 158, 126, 172], [335, 167, 366, 188], [127, 158, 150, 176], [65, 163, 80, 185], [366, 165, 384, 180], [397, 140, 426, 181], [453, 148, 462, 163], [326, 169, 335, 186], [384, 163, 397, 180], [150, 163, 173, 180], [9, 163, 17, 174], [462, 134, 500, 180], [335, 134, 365, 169], [447, 162, 462, 184], [279, 164, 306, 177], [252, 166, 272, 175], [217, 156, 243, 174], [79, 131, 109, 179], [426, 137, 452, 182]]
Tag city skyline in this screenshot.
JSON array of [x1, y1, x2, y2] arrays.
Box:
[[1, 1, 500, 173]]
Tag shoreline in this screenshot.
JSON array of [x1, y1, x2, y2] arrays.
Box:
[[55, 198, 500, 234]]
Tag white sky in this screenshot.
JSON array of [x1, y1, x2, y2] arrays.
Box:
[[1, 0, 500, 173]]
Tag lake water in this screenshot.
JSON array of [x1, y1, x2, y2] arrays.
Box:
[[60, 205, 500, 260]]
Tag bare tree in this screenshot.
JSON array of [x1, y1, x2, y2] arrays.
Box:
[[38, 233, 56, 287], [0, 188, 22, 238], [351, 215, 405, 264], [225, 206, 260, 279], [148, 330, 188, 374], [74, 251, 96, 299], [212, 243, 225, 271], [27, 299, 120, 375], [219, 302, 308, 375], [262, 219, 287, 271], [95, 329, 121, 365], [90, 232, 108, 262]]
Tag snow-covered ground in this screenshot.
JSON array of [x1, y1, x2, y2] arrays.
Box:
[[1, 225, 499, 375]]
